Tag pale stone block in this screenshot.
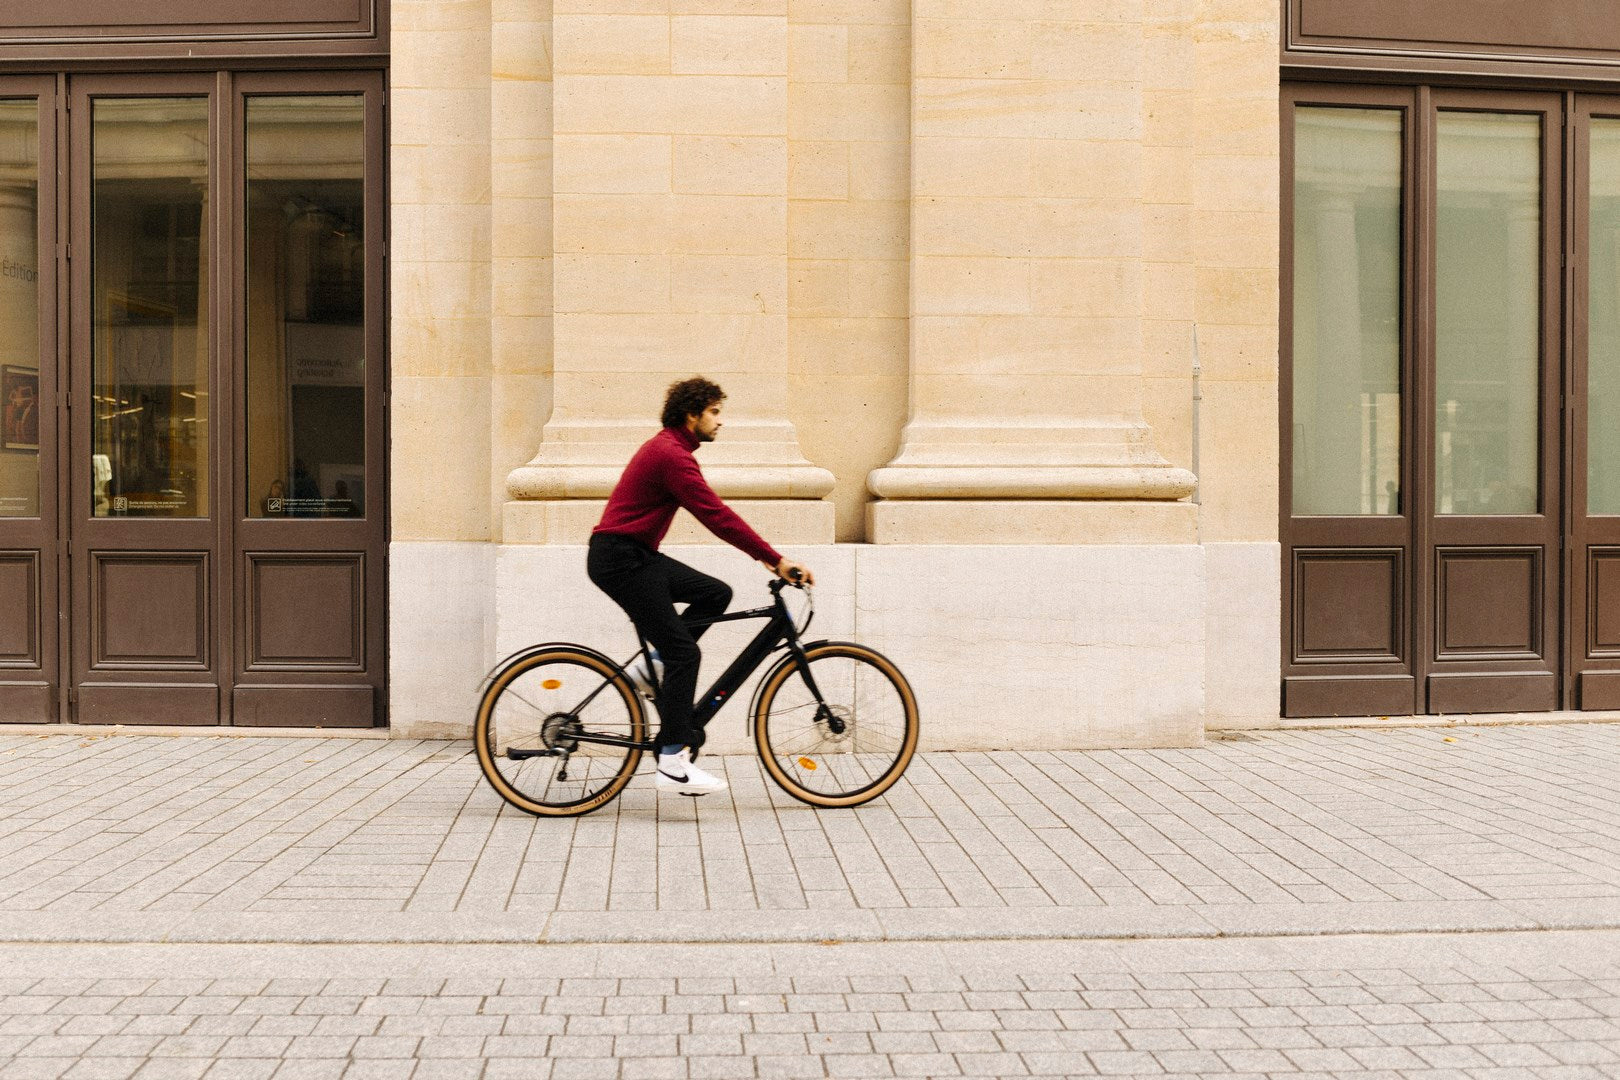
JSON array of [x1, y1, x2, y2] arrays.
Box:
[[554, 254, 673, 314], [847, 143, 907, 202], [554, 0, 670, 14], [490, 199, 550, 260], [853, 544, 1204, 748], [914, 18, 1032, 80], [555, 312, 787, 372], [1203, 542, 1281, 728], [1028, 21, 1141, 82], [493, 140, 554, 198], [390, 88, 493, 148], [673, 136, 788, 196], [1194, 93, 1279, 157], [1026, 260, 1143, 319], [866, 501, 1198, 546], [672, 255, 787, 313], [492, 372, 555, 519], [1194, 153, 1280, 215], [491, 77, 553, 139], [675, 0, 787, 12], [789, 84, 908, 142], [1195, 266, 1278, 328], [915, 81, 1141, 141], [1143, 145, 1194, 205], [492, 315, 555, 376], [1028, 139, 1143, 200], [1193, 322, 1278, 382], [971, 315, 1142, 377], [909, 371, 1142, 419], [672, 15, 788, 76], [787, 23, 848, 83], [554, 193, 674, 252], [552, 14, 671, 76], [845, 259, 907, 319], [553, 134, 672, 195], [395, 261, 492, 325], [1142, 261, 1194, 320], [913, 196, 1140, 259], [787, 316, 909, 378], [911, 257, 1031, 317], [393, 204, 494, 265], [389, 542, 496, 740], [391, 315, 492, 379], [846, 23, 910, 84], [492, 257, 556, 318], [392, 377, 495, 541], [670, 195, 787, 255], [788, 260, 849, 318], [1140, 318, 1196, 382], [1194, 209, 1278, 270], [787, 141, 849, 200], [1142, 204, 1192, 263], [393, 0, 492, 32], [555, 75, 677, 134], [670, 77, 788, 136], [787, 0, 908, 24], [1196, 378, 1279, 544], [1140, 373, 1194, 470], [393, 30, 498, 89], [392, 145, 494, 205], [492, 20, 553, 81], [788, 201, 906, 260], [913, 138, 1033, 199]]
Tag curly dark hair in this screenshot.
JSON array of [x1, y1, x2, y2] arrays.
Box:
[[661, 376, 726, 429]]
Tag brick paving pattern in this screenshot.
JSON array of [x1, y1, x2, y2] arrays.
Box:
[[0, 724, 1617, 920], [0, 941, 1615, 1079]]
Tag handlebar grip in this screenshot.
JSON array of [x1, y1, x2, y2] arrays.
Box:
[[787, 567, 804, 583]]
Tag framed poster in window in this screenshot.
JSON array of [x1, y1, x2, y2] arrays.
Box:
[[1, 365, 37, 452]]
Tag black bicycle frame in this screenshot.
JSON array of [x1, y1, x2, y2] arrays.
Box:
[[558, 580, 824, 753]]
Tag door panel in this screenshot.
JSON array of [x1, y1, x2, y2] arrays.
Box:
[[68, 75, 221, 722], [230, 72, 385, 727], [0, 80, 56, 721], [1282, 85, 1417, 716]]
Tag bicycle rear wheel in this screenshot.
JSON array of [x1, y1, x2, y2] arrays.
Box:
[[474, 646, 648, 817], [753, 642, 918, 808]]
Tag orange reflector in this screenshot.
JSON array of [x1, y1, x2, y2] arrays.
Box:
[[542, 679, 562, 690], [797, 757, 817, 770]]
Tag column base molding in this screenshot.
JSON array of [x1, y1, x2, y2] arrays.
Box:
[[503, 499, 836, 545], [866, 500, 1198, 545]]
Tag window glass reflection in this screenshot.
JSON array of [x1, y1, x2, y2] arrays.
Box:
[[246, 96, 365, 519], [1590, 119, 1620, 514], [0, 100, 40, 518], [92, 97, 209, 518]]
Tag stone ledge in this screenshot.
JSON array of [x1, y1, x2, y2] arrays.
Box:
[[866, 499, 1199, 544]]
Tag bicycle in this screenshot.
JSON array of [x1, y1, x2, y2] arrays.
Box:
[[473, 575, 920, 817]]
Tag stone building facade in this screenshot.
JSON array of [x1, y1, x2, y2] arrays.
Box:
[[388, 0, 1281, 750]]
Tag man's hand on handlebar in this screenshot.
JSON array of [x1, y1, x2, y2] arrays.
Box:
[[771, 558, 815, 587]]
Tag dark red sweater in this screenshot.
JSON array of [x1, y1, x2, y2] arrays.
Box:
[[593, 426, 782, 566]]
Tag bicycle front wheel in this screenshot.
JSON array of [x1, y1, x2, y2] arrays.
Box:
[[753, 642, 918, 808], [474, 646, 648, 817]]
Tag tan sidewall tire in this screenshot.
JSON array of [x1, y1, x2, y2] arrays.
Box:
[[753, 642, 919, 808], [473, 647, 647, 817]]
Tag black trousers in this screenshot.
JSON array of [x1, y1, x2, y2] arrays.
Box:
[[586, 533, 733, 752]]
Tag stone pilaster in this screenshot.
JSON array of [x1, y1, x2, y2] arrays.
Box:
[[866, 1, 1196, 543], [504, 0, 834, 544]]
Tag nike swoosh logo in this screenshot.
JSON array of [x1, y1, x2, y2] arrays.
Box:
[[658, 769, 688, 782]]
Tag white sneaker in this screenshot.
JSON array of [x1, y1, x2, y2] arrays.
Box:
[[655, 748, 727, 796], [625, 647, 662, 699]]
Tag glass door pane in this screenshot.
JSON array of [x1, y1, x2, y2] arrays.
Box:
[[91, 97, 210, 518], [1435, 111, 1541, 516], [0, 100, 39, 518], [245, 95, 366, 519], [1291, 106, 1403, 516], [1590, 119, 1620, 513]]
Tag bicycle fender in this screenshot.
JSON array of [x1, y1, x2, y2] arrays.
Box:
[[475, 641, 626, 696]]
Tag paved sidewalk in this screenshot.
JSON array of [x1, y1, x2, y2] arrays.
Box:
[[2, 723, 1619, 945], [0, 931, 1615, 1079]]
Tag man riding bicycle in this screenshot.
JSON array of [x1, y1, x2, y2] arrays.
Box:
[[587, 377, 814, 797]]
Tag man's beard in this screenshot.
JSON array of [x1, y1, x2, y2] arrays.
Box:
[[696, 428, 716, 442]]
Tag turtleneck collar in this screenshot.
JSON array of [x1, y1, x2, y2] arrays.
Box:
[[667, 424, 701, 452]]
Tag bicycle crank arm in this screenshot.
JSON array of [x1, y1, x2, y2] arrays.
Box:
[[505, 747, 557, 761]]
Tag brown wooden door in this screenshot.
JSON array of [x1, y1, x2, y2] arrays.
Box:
[[0, 78, 58, 722], [1284, 85, 1566, 716], [68, 74, 224, 724], [228, 72, 386, 727], [62, 71, 386, 726]]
